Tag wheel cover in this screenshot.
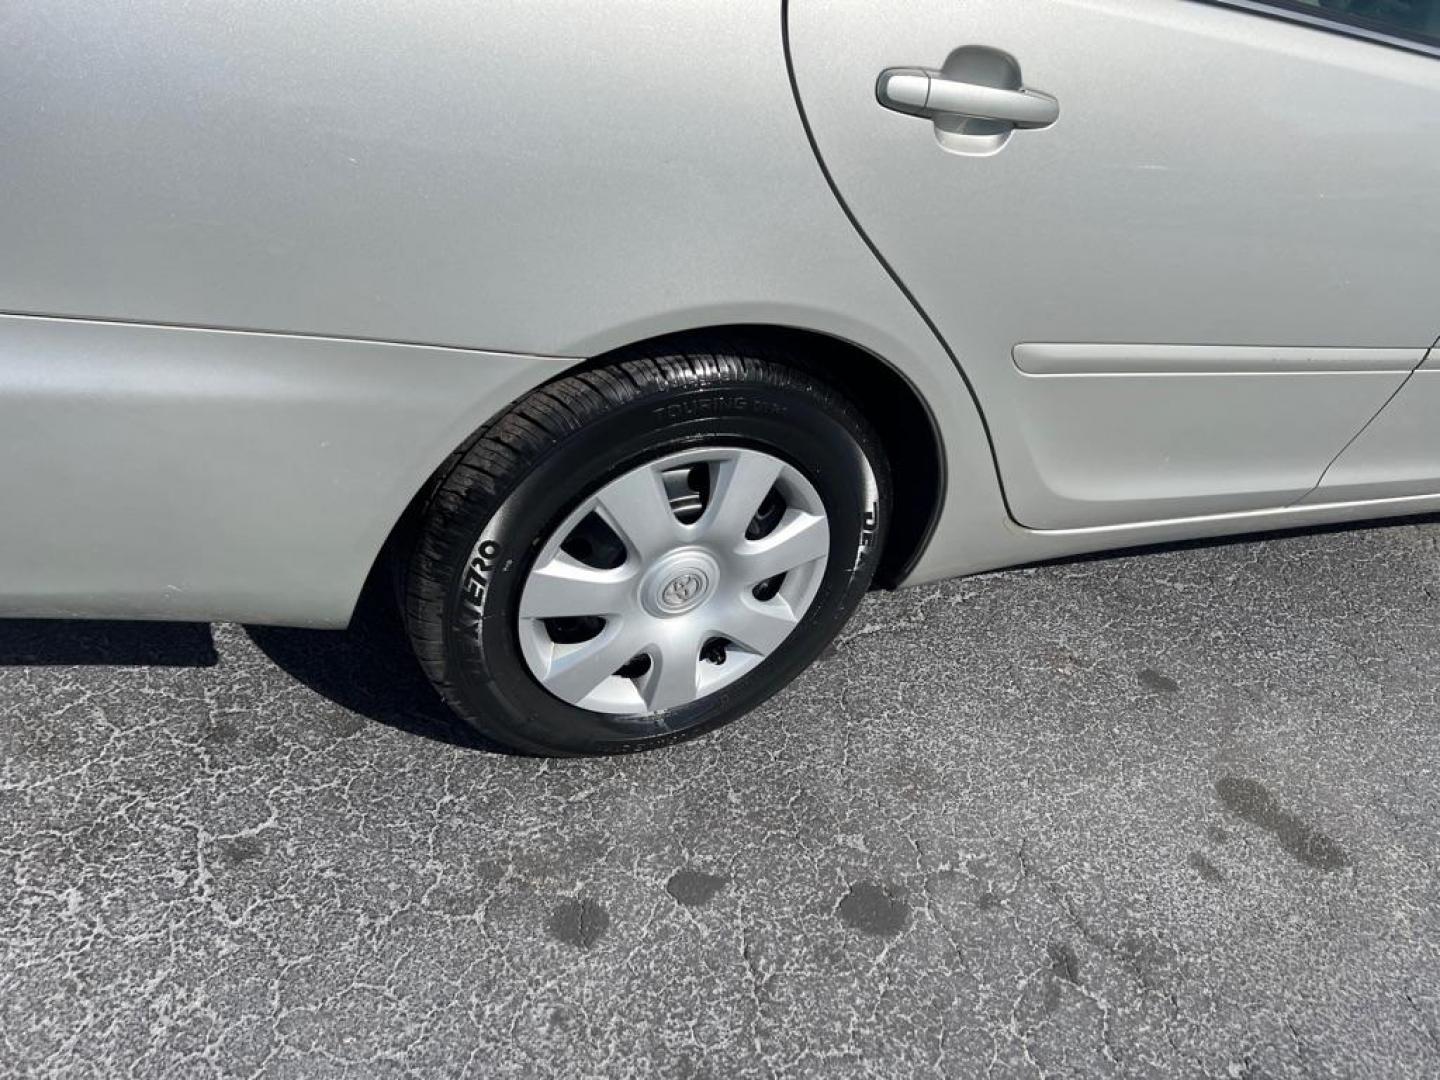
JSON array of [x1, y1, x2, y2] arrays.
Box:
[[516, 446, 830, 715]]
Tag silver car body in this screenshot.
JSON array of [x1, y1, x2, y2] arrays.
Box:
[[3, 0, 1439, 627]]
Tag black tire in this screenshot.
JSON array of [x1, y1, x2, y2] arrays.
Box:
[[400, 346, 890, 756]]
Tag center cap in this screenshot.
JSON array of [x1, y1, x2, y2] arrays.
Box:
[[661, 570, 706, 611], [641, 550, 719, 618]]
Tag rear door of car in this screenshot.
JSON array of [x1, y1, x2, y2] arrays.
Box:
[[787, 0, 1440, 530]]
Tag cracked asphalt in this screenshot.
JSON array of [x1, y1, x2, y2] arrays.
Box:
[[5, 519, 1440, 1078]]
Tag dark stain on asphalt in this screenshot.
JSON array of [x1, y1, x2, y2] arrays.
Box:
[[1138, 668, 1180, 693], [326, 714, 366, 738], [977, 890, 1002, 911], [548, 898, 610, 948], [1207, 826, 1231, 845], [666, 870, 728, 907], [218, 837, 265, 866], [837, 883, 909, 937], [1041, 980, 1063, 1014], [1048, 942, 1082, 986], [202, 720, 239, 746], [1216, 777, 1352, 871], [1188, 852, 1223, 882], [436, 890, 479, 917], [1116, 932, 1178, 992]]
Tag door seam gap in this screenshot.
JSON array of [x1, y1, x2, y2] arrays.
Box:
[[1291, 333, 1440, 506]]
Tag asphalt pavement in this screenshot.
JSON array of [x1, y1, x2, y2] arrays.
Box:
[[4, 518, 1440, 1078]]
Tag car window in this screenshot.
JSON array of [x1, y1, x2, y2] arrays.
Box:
[[1279, 0, 1440, 44]]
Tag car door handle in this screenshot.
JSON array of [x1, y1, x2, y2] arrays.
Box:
[[876, 68, 1059, 129]]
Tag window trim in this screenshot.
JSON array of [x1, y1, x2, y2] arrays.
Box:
[[1197, 0, 1440, 60]]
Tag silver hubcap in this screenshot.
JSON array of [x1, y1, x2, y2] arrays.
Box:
[[517, 447, 830, 715]]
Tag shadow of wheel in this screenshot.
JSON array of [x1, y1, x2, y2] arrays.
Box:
[[245, 578, 512, 753]]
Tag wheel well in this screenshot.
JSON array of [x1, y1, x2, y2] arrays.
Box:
[[374, 324, 945, 601], [583, 325, 944, 589]]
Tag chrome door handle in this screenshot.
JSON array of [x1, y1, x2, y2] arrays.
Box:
[[877, 68, 1059, 129]]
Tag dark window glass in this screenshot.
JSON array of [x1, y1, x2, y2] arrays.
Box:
[[1281, 0, 1440, 44]]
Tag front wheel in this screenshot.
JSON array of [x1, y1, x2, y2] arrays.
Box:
[[401, 348, 890, 756]]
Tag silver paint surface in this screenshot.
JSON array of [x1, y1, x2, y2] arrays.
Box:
[[0, 315, 570, 626], [789, 0, 1440, 528], [3, 0, 1440, 622]]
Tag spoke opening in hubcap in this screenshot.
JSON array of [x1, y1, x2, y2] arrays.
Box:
[[661, 464, 711, 525]]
